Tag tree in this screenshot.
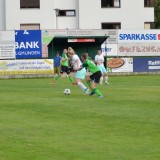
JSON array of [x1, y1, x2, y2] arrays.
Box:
[[154, 0, 160, 28]]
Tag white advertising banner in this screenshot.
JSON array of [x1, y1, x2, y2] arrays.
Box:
[[0, 59, 53, 75], [101, 43, 118, 56], [118, 43, 160, 56], [68, 30, 117, 44], [107, 58, 133, 72], [118, 30, 160, 56], [0, 31, 15, 59], [118, 30, 160, 43]]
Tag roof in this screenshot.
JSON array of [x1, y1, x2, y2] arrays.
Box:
[[47, 36, 109, 47]]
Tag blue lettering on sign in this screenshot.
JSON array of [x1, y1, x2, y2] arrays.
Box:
[[101, 47, 112, 52], [15, 30, 42, 59], [119, 34, 157, 41]]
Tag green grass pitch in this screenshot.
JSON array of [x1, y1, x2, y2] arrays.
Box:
[[0, 75, 160, 160]]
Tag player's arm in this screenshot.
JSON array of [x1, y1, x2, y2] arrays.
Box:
[[77, 61, 88, 71], [61, 57, 68, 62], [94, 56, 98, 64], [101, 56, 104, 63]]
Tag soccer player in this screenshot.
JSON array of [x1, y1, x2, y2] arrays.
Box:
[[95, 49, 109, 85], [81, 53, 104, 98], [68, 47, 89, 94], [53, 48, 74, 84]]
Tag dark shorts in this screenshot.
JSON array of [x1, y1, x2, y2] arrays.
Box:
[[60, 66, 70, 74], [89, 70, 102, 83]]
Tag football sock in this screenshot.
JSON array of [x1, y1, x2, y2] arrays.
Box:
[[105, 76, 108, 83], [93, 88, 103, 97], [78, 82, 86, 91], [69, 76, 75, 83], [54, 75, 60, 80], [87, 81, 92, 89], [100, 77, 103, 84]]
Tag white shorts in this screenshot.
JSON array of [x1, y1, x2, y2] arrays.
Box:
[[97, 65, 107, 74], [75, 68, 86, 79]]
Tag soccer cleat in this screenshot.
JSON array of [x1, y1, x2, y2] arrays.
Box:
[[89, 91, 95, 96], [84, 88, 89, 94], [98, 95, 104, 98], [105, 82, 109, 85]]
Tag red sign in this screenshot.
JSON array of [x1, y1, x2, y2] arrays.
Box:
[[68, 39, 95, 42]]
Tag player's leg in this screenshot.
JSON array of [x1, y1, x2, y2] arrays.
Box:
[[54, 67, 57, 77], [91, 83, 103, 98], [54, 73, 61, 80], [104, 74, 109, 84], [87, 80, 103, 97], [76, 79, 89, 94], [87, 71, 103, 98], [101, 66, 109, 84], [57, 66, 60, 75], [54, 66, 63, 80], [86, 77, 92, 89], [99, 76, 103, 85], [75, 68, 89, 94], [97, 66, 103, 85], [64, 66, 75, 84]]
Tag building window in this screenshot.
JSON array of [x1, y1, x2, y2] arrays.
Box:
[[144, 22, 155, 29], [20, 0, 40, 8], [102, 23, 121, 29], [20, 24, 40, 30], [101, 0, 121, 8], [144, 0, 154, 7], [57, 10, 76, 16]]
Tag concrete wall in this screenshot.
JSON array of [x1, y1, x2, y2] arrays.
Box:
[[0, 0, 5, 30], [5, 0, 77, 30], [4, 0, 154, 30], [79, 0, 154, 29]]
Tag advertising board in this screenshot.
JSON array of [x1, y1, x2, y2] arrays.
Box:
[[133, 57, 160, 72], [15, 30, 42, 59], [118, 30, 160, 56], [0, 59, 53, 75], [107, 58, 133, 72], [0, 31, 15, 59]]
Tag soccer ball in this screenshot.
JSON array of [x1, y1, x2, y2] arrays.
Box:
[[64, 89, 71, 95]]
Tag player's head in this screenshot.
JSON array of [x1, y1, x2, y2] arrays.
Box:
[[81, 53, 88, 62], [63, 48, 67, 54], [97, 48, 102, 55], [68, 47, 74, 57]]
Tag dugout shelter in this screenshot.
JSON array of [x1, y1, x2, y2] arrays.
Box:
[[47, 36, 109, 59]]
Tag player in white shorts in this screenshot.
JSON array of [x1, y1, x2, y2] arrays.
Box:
[[95, 49, 109, 85], [68, 47, 89, 94]]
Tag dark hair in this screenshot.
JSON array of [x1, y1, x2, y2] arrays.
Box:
[[56, 52, 60, 56], [81, 53, 88, 59]]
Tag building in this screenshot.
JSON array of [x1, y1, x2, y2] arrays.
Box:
[[0, 0, 154, 30], [0, 0, 6, 30]]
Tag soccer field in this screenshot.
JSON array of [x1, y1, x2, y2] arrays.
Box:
[[0, 75, 160, 160]]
